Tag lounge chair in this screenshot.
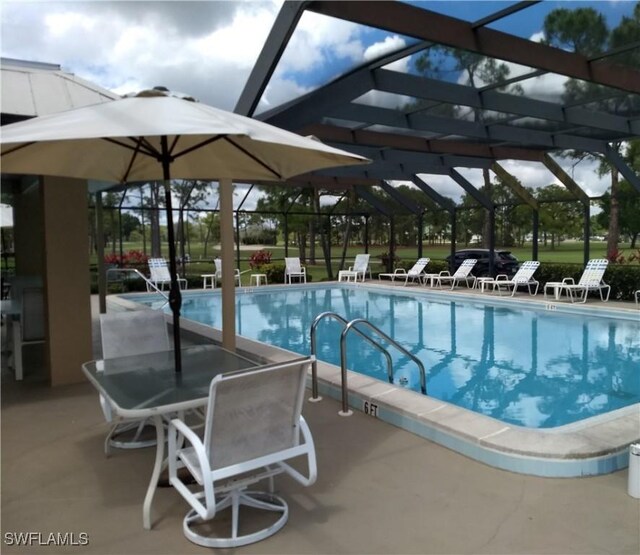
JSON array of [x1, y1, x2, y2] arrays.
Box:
[[350, 253, 371, 281], [284, 257, 307, 284], [168, 356, 317, 548], [99, 310, 171, 453], [484, 260, 540, 296], [433, 259, 477, 290], [147, 258, 188, 291], [213, 257, 242, 287], [379, 257, 431, 285], [544, 259, 611, 303]]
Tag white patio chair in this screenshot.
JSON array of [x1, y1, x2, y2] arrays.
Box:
[[12, 286, 45, 380], [349, 253, 371, 281], [168, 356, 317, 548], [147, 258, 188, 291], [434, 259, 477, 290], [214, 258, 242, 287], [379, 257, 431, 285], [544, 259, 611, 303], [484, 260, 540, 297], [284, 257, 306, 284], [99, 310, 171, 453]]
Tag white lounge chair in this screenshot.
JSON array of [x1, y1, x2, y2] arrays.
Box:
[[434, 259, 477, 290], [284, 257, 307, 284], [214, 258, 242, 287], [147, 258, 187, 291], [544, 259, 611, 303], [99, 310, 171, 453], [379, 257, 431, 285], [349, 253, 371, 281], [484, 260, 540, 296], [168, 357, 317, 548]]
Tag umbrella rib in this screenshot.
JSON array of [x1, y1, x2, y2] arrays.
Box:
[[1, 142, 36, 157], [172, 135, 225, 159], [103, 137, 159, 158], [224, 137, 283, 179]]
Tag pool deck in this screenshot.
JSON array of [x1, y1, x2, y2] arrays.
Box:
[[1, 293, 639, 554], [112, 280, 640, 478]]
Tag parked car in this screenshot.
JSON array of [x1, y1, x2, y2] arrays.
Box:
[[446, 249, 519, 277]]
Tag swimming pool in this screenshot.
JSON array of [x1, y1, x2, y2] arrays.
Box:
[[126, 284, 640, 430]]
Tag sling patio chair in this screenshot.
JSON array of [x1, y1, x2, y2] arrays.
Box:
[[147, 258, 188, 292], [213, 258, 242, 287], [284, 257, 307, 284], [544, 259, 611, 303], [378, 257, 431, 285], [433, 259, 477, 290], [168, 356, 317, 548], [99, 310, 171, 453], [483, 260, 541, 297]]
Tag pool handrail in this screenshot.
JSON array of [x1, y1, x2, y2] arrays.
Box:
[[309, 311, 427, 416], [106, 268, 169, 308]]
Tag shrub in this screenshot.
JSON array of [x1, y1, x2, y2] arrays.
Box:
[[249, 249, 272, 270], [104, 250, 149, 272], [242, 229, 277, 245]]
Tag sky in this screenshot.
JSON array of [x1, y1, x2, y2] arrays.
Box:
[[1, 0, 636, 209]]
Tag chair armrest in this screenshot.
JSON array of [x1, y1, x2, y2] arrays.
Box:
[[168, 418, 215, 519], [438, 270, 451, 276], [495, 274, 508, 281], [394, 269, 407, 275], [562, 277, 575, 285]]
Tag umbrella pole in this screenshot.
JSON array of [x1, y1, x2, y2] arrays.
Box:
[[161, 137, 182, 372], [219, 178, 236, 351]]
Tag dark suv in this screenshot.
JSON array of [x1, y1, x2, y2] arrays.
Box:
[[446, 249, 519, 277]]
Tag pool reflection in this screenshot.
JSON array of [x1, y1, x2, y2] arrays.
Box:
[[172, 287, 640, 428]]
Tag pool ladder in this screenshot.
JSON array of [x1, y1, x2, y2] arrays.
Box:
[[309, 312, 427, 416]]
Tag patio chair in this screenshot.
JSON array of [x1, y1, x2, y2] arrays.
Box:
[[99, 310, 171, 453], [11, 286, 45, 381], [214, 258, 242, 287], [284, 257, 306, 284], [379, 257, 431, 285], [347, 253, 371, 282], [433, 259, 477, 290], [147, 258, 188, 292], [483, 260, 540, 297], [168, 356, 317, 548], [543, 259, 611, 303]]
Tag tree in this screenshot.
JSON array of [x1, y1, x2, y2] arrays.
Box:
[[597, 180, 640, 248], [412, 45, 523, 248], [542, 6, 639, 259], [536, 184, 583, 248]]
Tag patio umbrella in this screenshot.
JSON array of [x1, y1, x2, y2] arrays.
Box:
[[0, 88, 369, 371]]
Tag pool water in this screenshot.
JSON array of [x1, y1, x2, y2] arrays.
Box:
[[129, 286, 640, 429]]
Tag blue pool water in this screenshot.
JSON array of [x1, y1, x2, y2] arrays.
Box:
[[127, 286, 640, 429]]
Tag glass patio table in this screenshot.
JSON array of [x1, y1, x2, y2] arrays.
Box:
[[81, 344, 259, 529]]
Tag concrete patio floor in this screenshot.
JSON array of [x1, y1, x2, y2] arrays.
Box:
[[1, 295, 639, 554]]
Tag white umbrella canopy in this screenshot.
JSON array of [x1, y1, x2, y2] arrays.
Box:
[[0, 91, 368, 182], [0, 89, 369, 371]]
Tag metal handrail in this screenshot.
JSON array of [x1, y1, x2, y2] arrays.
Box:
[[106, 268, 169, 307], [309, 311, 428, 416]]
